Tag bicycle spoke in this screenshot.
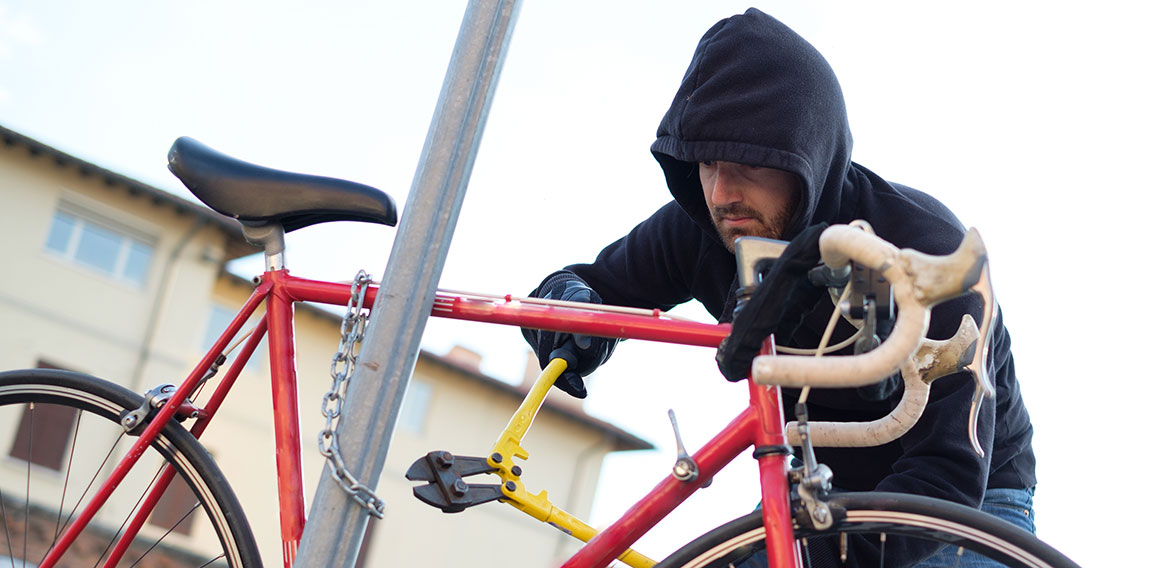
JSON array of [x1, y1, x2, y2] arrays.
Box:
[[800, 537, 813, 568], [197, 553, 227, 568], [194, 552, 227, 568], [38, 426, 127, 567], [54, 410, 84, 540], [128, 500, 202, 568], [1, 485, 14, 568], [52, 429, 126, 542], [23, 403, 33, 568], [94, 464, 167, 567], [0, 497, 11, 568], [951, 545, 964, 568]]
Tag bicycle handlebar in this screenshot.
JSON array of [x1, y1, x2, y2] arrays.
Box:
[[752, 224, 997, 456], [785, 314, 979, 448]]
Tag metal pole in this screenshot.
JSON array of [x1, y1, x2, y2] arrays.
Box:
[[294, 0, 521, 565]]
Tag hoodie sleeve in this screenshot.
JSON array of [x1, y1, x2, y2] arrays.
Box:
[[563, 201, 737, 320]]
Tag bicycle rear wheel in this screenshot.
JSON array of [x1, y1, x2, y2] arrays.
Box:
[[656, 491, 1078, 568], [0, 369, 261, 567]]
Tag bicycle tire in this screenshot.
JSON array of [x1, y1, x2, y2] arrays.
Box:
[[655, 491, 1079, 568], [0, 369, 261, 567]]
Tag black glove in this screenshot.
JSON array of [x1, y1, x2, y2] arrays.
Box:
[[521, 270, 618, 398], [716, 224, 827, 381]]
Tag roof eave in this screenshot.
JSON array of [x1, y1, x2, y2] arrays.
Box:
[[1, 124, 259, 260]]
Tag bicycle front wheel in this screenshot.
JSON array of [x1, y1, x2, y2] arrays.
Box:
[[656, 491, 1078, 568], [0, 369, 261, 567]]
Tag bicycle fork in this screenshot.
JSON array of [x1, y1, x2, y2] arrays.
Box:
[[749, 350, 802, 568]]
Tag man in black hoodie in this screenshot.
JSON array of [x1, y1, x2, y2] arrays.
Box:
[[523, 8, 1036, 566]]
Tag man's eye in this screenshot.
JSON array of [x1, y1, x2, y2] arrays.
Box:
[[702, 160, 715, 166]]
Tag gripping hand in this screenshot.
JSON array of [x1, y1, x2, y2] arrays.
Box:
[[521, 270, 618, 398], [716, 224, 827, 381]]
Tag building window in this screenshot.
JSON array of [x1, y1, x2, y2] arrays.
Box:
[[148, 476, 200, 536], [8, 361, 80, 471], [44, 205, 155, 287], [202, 303, 240, 351], [202, 303, 266, 370], [8, 401, 79, 471], [397, 379, 433, 434]]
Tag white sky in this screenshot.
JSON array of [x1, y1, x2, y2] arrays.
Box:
[[3, 1, 1153, 566]]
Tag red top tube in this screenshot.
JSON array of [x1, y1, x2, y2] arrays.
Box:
[[283, 275, 731, 347]]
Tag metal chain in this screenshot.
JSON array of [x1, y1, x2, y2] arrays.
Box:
[[318, 270, 386, 518]]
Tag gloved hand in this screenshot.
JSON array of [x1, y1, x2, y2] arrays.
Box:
[[716, 224, 827, 381], [521, 270, 618, 398]]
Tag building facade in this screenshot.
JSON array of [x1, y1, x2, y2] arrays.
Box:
[[0, 126, 649, 567]]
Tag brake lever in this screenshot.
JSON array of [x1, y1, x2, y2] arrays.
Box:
[[899, 228, 996, 457], [962, 262, 998, 456]]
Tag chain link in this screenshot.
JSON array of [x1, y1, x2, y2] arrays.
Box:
[[318, 270, 386, 518]]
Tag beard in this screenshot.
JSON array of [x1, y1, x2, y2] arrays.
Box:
[[710, 195, 799, 253]]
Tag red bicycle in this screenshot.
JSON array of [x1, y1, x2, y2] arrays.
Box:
[[0, 138, 1077, 567]]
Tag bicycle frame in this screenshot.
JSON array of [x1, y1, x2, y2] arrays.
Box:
[[41, 269, 800, 568], [558, 359, 797, 568]]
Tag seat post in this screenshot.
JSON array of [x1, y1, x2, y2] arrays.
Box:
[[240, 222, 287, 271]]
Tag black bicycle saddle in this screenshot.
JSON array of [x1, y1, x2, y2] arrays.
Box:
[[167, 136, 397, 233]]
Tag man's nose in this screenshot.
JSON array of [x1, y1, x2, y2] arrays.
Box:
[[708, 168, 741, 205]]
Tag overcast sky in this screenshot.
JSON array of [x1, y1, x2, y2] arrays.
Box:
[[3, 2, 1153, 566]]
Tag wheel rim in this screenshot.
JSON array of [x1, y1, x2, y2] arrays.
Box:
[[0, 376, 250, 567], [656, 492, 1075, 568]]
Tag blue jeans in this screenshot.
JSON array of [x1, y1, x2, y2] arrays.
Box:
[[917, 486, 1036, 567]]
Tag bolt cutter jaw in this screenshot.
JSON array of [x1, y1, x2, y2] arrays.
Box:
[[406, 451, 503, 513]]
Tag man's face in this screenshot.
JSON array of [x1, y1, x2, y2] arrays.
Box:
[[699, 161, 801, 252]]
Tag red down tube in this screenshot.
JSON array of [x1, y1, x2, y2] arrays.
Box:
[[563, 408, 758, 567]]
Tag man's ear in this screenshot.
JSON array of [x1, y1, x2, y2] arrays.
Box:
[[783, 178, 806, 237]]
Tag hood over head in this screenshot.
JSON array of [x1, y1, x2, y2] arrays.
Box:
[[651, 8, 853, 241]]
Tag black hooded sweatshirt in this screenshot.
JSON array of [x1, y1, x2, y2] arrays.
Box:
[[561, 8, 1036, 557]]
